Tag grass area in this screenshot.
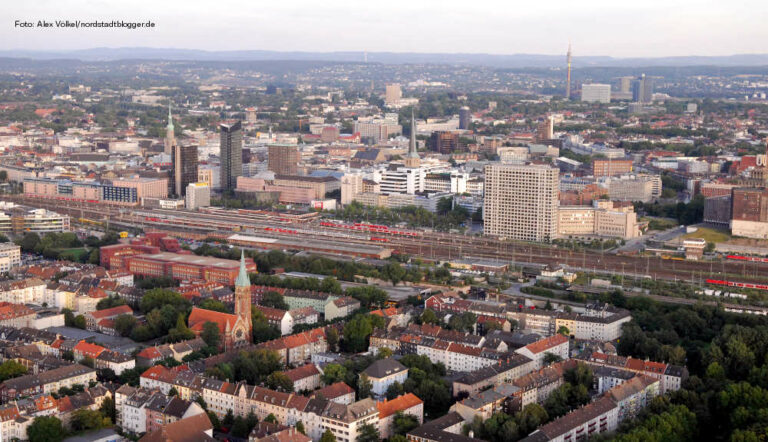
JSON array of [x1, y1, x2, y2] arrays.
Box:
[[684, 227, 731, 243], [57, 247, 89, 260], [642, 217, 678, 231]]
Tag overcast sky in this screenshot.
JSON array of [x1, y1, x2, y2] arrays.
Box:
[[4, 0, 766, 57]]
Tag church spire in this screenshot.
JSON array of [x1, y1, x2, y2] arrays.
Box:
[[404, 108, 420, 168], [167, 103, 174, 132], [409, 108, 417, 156], [235, 250, 250, 288]]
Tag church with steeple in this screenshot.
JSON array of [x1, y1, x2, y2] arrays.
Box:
[[164, 103, 177, 155], [403, 109, 421, 168], [187, 251, 253, 349]]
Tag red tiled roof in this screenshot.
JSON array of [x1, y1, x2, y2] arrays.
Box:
[[90, 304, 133, 319], [377, 393, 423, 419], [188, 307, 239, 334], [524, 334, 568, 355], [313, 382, 354, 400], [284, 363, 320, 382], [73, 340, 106, 358]]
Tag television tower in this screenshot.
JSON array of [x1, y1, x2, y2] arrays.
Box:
[[565, 42, 572, 100]]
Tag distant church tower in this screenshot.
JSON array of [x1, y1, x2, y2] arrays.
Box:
[[404, 109, 421, 168], [164, 103, 177, 155], [235, 251, 252, 342]]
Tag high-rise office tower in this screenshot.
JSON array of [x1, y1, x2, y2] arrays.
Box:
[[404, 109, 421, 168], [581, 84, 612, 103], [565, 43, 572, 100], [385, 83, 402, 105], [483, 164, 559, 242], [173, 144, 198, 197], [632, 74, 654, 103], [220, 121, 243, 191], [619, 76, 634, 94], [536, 116, 554, 142], [268, 145, 300, 175], [164, 104, 177, 155], [459, 106, 471, 130]]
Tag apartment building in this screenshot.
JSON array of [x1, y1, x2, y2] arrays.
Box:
[[283, 291, 339, 312], [521, 396, 619, 442], [324, 297, 361, 321], [363, 358, 409, 398], [557, 201, 640, 239], [377, 393, 423, 439], [585, 352, 688, 394], [284, 363, 322, 392], [0, 243, 21, 272], [452, 354, 535, 396], [0, 278, 47, 304], [0, 364, 97, 401], [605, 174, 661, 202], [515, 334, 570, 369], [554, 304, 632, 342], [484, 164, 559, 242], [254, 305, 294, 336], [321, 398, 379, 442], [605, 375, 660, 422], [593, 159, 633, 177], [0, 302, 36, 328]]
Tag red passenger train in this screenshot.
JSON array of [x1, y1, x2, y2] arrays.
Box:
[[706, 279, 768, 291]]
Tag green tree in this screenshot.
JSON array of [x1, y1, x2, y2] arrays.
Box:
[[357, 373, 373, 399], [377, 347, 393, 359], [264, 413, 277, 424], [19, 232, 41, 252], [392, 412, 419, 435], [70, 408, 109, 432], [326, 327, 339, 352], [99, 396, 116, 422], [356, 423, 379, 442], [543, 352, 563, 366], [296, 421, 306, 435], [27, 416, 64, 442], [140, 288, 191, 313], [261, 291, 289, 310], [113, 314, 138, 337], [0, 360, 27, 381], [386, 381, 405, 400], [251, 307, 281, 344], [266, 371, 294, 392], [167, 314, 195, 343], [320, 429, 337, 442], [199, 299, 228, 313], [96, 296, 125, 310], [201, 321, 221, 349], [343, 314, 385, 352], [72, 314, 87, 329], [232, 349, 284, 385], [420, 309, 438, 325], [557, 325, 570, 336], [322, 363, 347, 385]]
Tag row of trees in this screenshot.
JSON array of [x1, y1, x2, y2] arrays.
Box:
[[335, 201, 469, 232]]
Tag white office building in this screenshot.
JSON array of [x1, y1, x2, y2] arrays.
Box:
[[581, 84, 612, 103]]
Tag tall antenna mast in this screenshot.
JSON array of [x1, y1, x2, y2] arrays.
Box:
[[565, 41, 572, 100]]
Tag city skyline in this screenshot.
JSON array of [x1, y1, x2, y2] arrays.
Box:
[[4, 0, 767, 58]]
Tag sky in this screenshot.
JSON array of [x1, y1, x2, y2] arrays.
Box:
[[3, 0, 767, 57]]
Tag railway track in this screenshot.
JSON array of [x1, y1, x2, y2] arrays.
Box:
[[7, 195, 768, 286]]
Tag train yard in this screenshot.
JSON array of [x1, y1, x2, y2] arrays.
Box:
[[7, 194, 768, 288]]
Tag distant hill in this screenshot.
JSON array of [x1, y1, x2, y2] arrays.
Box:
[[2, 48, 768, 68]]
